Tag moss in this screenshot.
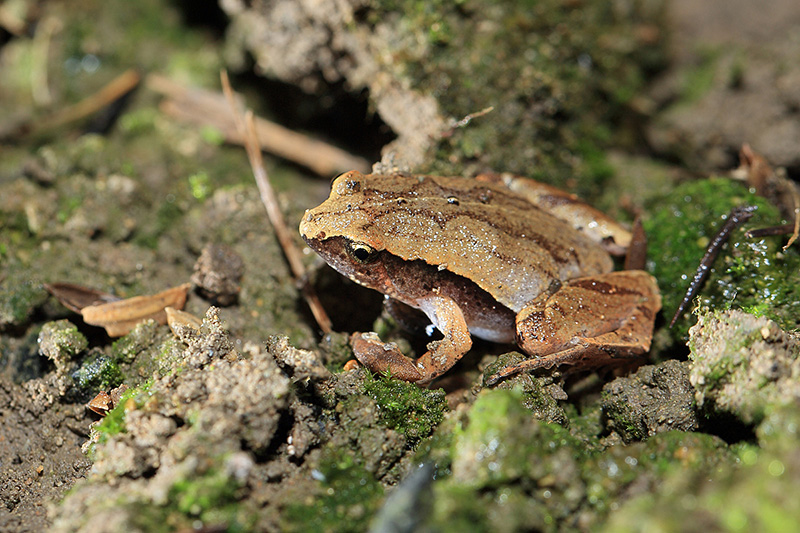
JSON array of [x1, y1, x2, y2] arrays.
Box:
[[519, 380, 568, 427], [124, 458, 255, 533], [72, 352, 123, 392], [117, 107, 159, 137], [154, 335, 184, 374], [38, 319, 89, 372], [411, 417, 456, 477], [108, 320, 180, 382], [39, 320, 86, 352], [586, 431, 731, 520], [110, 320, 160, 363], [372, 0, 666, 199], [424, 388, 586, 530], [677, 47, 722, 104], [168, 467, 245, 522], [132, 198, 185, 249], [188, 171, 212, 201], [563, 401, 604, 444], [484, 353, 569, 425], [362, 371, 447, 443], [602, 429, 799, 532], [283, 447, 385, 533], [93, 399, 128, 443], [601, 360, 698, 443], [420, 390, 735, 531], [449, 388, 584, 487], [644, 177, 797, 338], [688, 310, 800, 425], [600, 387, 643, 438], [0, 282, 49, 328], [92, 380, 152, 445], [755, 404, 800, 453], [427, 485, 495, 533], [92, 386, 138, 442], [56, 194, 83, 224], [318, 332, 356, 373]]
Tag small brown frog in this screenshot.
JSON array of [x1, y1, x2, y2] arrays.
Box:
[[300, 171, 661, 384]]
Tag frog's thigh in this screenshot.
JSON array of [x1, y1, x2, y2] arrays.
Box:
[[515, 270, 660, 359]]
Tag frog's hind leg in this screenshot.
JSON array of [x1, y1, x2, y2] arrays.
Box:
[[352, 294, 473, 384], [486, 270, 661, 386]]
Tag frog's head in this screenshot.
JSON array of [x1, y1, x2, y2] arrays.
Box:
[[300, 170, 393, 293], [299, 171, 377, 243]]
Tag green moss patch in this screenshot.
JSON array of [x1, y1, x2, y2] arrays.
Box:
[[283, 448, 385, 533], [375, 0, 666, 199], [363, 371, 447, 443], [644, 177, 798, 337]]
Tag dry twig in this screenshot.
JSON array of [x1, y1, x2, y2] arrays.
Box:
[[31, 17, 61, 106], [220, 71, 332, 333], [148, 73, 369, 176], [41, 69, 141, 131], [0, 68, 141, 140], [0, 4, 27, 35], [784, 187, 800, 251]]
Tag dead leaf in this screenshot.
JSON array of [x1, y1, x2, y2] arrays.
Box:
[[43, 282, 121, 313], [165, 306, 203, 335], [734, 144, 800, 250], [738, 143, 772, 196], [87, 384, 129, 416], [87, 391, 112, 416], [81, 283, 191, 336]]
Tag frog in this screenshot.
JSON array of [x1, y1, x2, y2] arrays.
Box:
[[299, 170, 661, 385]]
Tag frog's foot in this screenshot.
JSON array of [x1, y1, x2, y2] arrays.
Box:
[[350, 332, 424, 382], [486, 270, 660, 386], [351, 294, 472, 384]]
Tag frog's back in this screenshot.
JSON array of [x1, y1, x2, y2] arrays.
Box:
[[301, 172, 613, 312]]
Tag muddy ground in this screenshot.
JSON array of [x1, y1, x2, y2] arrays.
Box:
[[1, 0, 800, 531]]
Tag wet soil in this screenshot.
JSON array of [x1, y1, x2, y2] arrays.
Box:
[[1, 0, 800, 531]]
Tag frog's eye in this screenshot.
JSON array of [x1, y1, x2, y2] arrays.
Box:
[[345, 240, 378, 264]]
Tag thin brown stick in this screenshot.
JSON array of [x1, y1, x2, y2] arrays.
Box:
[[0, 68, 141, 141], [745, 224, 794, 239], [441, 106, 494, 138], [0, 4, 27, 35], [31, 17, 60, 106], [784, 186, 799, 251], [220, 71, 332, 333], [149, 73, 369, 176], [42, 69, 141, 130]]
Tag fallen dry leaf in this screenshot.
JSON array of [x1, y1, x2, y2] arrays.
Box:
[[87, 391, 112, 416], [43, 282, 121, 313], [87, 384, 129, 416], [165, 306, 203, 335], [736, 144, 800, 250], [80, 283, 191, 336]]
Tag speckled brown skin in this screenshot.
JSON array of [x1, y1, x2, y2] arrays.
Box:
[[300, 171, 661, 384]]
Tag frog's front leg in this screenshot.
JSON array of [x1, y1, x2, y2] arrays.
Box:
[[486, 271, 661, 385], [352, 294, 472, 384]]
